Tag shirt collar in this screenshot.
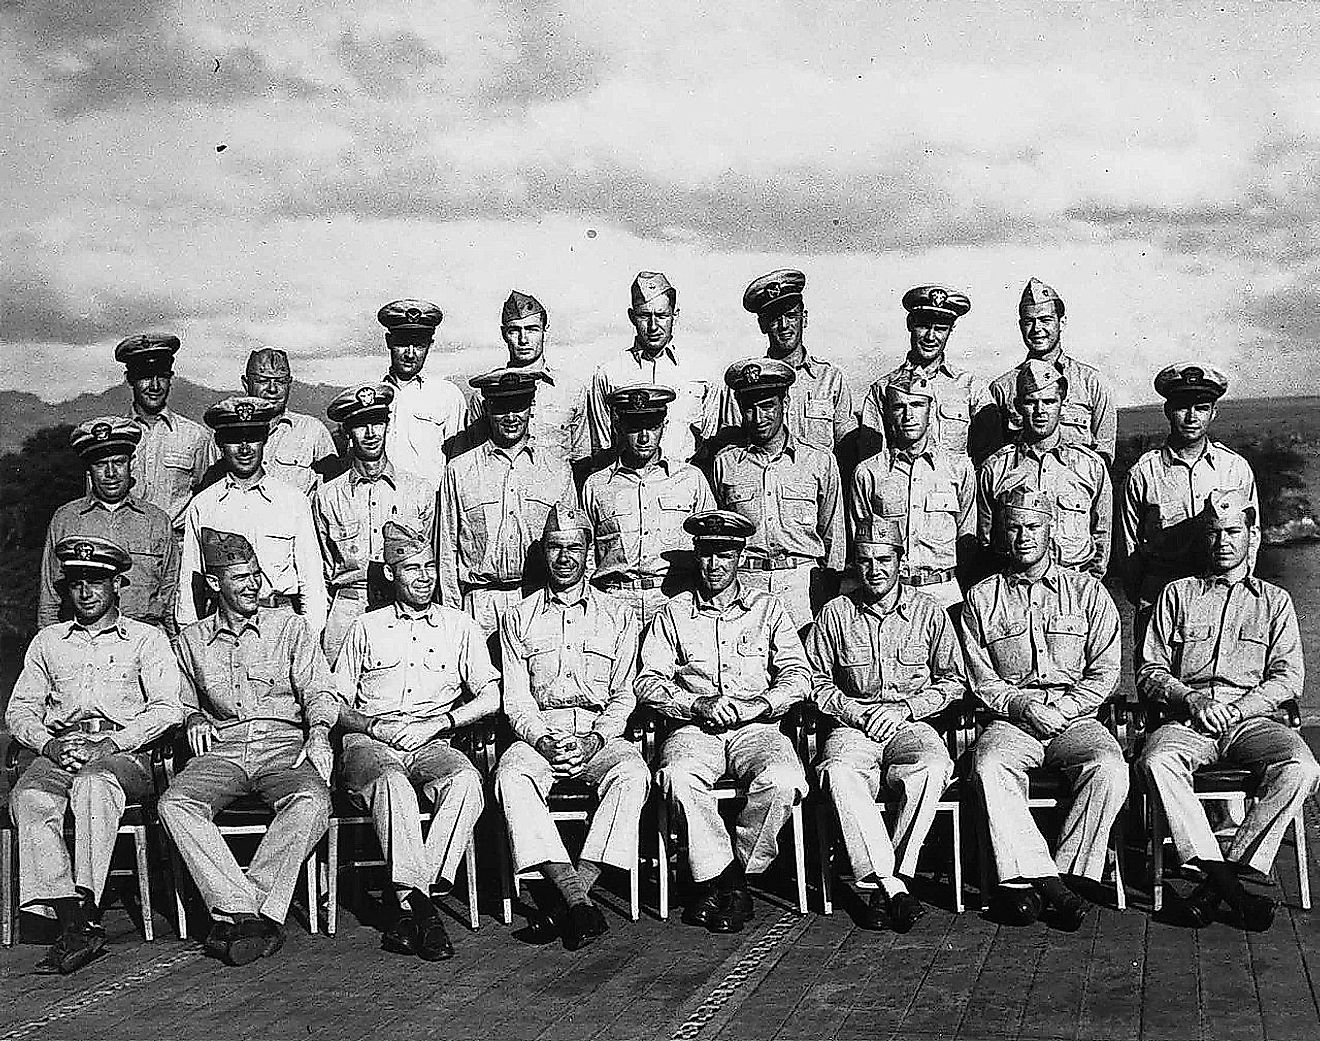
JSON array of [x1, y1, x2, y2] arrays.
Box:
[[543, 582, 591, 611], [890, 439, 936, 467], [691, 582, 753, 616], [205, 608, 264, 643], [629, 342, 678, 366], [78, 494, 144, 515], [1160, 440, 1219, 468], [63, 616, 130, 641], [483, 438, 536, 463], [349, 459, 397, 487], [852, 584, 912, 620], [1006, 560, 1060, 590], [132, 405, 176, 429], [748, 431, 797, 462], [609, 454, 672, 479], [1199, 568, 1262, 596], [385, 370, 425, 388], [270, 412, 293, 430], [219, 471, 273, 502], [904, 355, 964, 380], [394, 601, 442, 626], [1018, 429, 1064, 460]]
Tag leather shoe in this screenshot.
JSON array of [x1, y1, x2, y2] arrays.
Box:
[[707, 886, 753, 934], [204, 920, 234, 958], [259, 920, 287, 959], [682, 885, 727, 928], [856, 891, 891, 931], [36, 927, 107, 976], [416, 914, 454, 961], [562, 903, 609, 952], [888, 892, 926, 934], [1232, 891, 1277, 933], [1175, 881, 1221, 928], [1046, 890, 1090, 933], [381, 912, 419, 957], [992, 886, 1043, 926], [515, 908, 560, 945], [224, 917, 274, 967]]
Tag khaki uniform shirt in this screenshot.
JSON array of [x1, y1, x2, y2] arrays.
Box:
[[39, 496, 179, 633], [718, 354, 856, 453], [5, 615, 183, 754], [460, 363, 587, 464], [265, 411, 338, 495], [176, 605, 338, 730], [1137, 573, 1302, 721], [581, 456, 715, 586], [383, 371, 467, 478], [711, 434, 845, 570], [808, 587, 967, 728], [636, 586, 810, 721], [587, 344, 719, 464], [960, 563, 1120, 725], [982, 351, 1116, 463], [500, 584, 638, 746], [862, 358, 977, 458], [129, 406, 218, 531]]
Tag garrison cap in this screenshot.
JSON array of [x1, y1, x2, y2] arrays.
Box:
[[684, 510, 757, 544], [245, 347, 291, 378], [1019, 277, 1063, 318], [997, 486, 1055, 520], [55, 535, 132, 577], [70, 417, 141, 462], [469, 366, 549, 401], [200, 528, 257, 571], [502, 290, 546, 325], [724, 357, 796, 396], [743, 269, 806, 317], [1015, 359, 1068, 400], [114, 333, 180, 369], [382, 520, 432, 566], [542, 503, 593, 544], [1153, 362, 1228, 403], [630, 271, 676, 309], [884, 370, 935, 403], [377, 299, 444, 338], [607, 383, 675, 418], [327, 383, 394, 427], [852, 517, 905, 552], [203, 395, 279, 435], [1201, 488, 1256, 527], [901, 285, 971, 322]]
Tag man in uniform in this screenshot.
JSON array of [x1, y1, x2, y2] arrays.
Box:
[[116, 333, 217, 535], [849, 372, 975, 611], [961, 488, 1126, 930], [7, 535, 182, 974], [333, 521, 500, 961], [861, 285, 976, 459], [581, 385, 716, 629], [1122, 363, 1258, 668], [809, 518, 965, 931], [715, 269, 855, 455], [978, 361, 1111, 580], [39, 417, 179, 637], [240, 347, 338, 495], [979, 278, 1115, 464], [177, 396, 328, 642], [377, 299, 467, 477], [638, 510, 810, 934], [711, 358, 845, 630], [160, 528, 334, 966], [586, 271, 717, 465], [456, 291, 587, 466], [1136, 490, 1317, 931], [314, 383, 436, 664], [496, 506, 649, 950], [437, 368, 576, 640]]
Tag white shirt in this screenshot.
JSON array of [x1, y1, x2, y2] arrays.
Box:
[[383, 371, 467, 481]]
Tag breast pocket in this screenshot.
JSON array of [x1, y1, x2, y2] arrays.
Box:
[[129, 548, 166, 589], [255, 533, 297, 582], [985, 619, 1030, 681], [1054, 494, 1091, 548], [937, 400, 970, 451], [781, 483, 818, 526], [800, 398, 835, 450], [245, 658, 287, 700], [1173, 622, 1215, 675], [329, 518, 363, 560], [164, 450, 195, 495], [582, 638, 616, 696], [1233, 621, 1269, 678], [1060, 402, 1093, 440], [1044, 614, 1088, 674], [884, 643, 929, 695]]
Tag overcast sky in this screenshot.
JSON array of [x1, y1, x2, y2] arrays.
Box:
[[2, 1, 1316, 405]]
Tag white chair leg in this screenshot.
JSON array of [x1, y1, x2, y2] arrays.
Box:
[[2, 827, 15, 947], [656, 795, 670, 921], [132, 826, 154, 942], [629, 860, 640, 922], [466, 838, 480, 930], [167, 836, 189, 940], [1151, 803, 1166, 912], [1111, 830, 1127, 912], [791, 802, 807, 915], [1295, 810, 1311, 911], [326, 818, 339, 936], [305, 850, 318, 935], [949, 806, 964, 914]]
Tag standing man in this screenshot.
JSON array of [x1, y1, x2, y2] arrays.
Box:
[[241, 347, 338, 495], [638, 511, 811, 935], [711, 358, 845, 630], [586, 271, 717, 465], [116, 333, 217, 535], [176, 397, 328, 644], [7, 535, 182, 974], [378, 299, 467, 478], [961, 488, 1126, 930], [978, 361, 1111, 580], [437, 368, 576, 640], [496, 506, 649, 950], [581, 385, 716, 629], [1122, 363, 1258, 667], [39, 417, 179, 636], [456, 291, 587, 466], [716, 270, 855, 454], [333, 521, 500, 961], [314, 383, 437, 664], [979, 278, 1115, 464], [809, 518, 965, 931], [849, 373, 975, 611], [861, 285, 976, 459], [160, 529, 334, 966]]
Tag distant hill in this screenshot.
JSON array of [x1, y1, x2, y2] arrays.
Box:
[[1117, 395, 1320, 445]]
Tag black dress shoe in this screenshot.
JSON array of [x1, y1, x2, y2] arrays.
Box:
[[562, 903, 609, 952], [682, 885, 727, 928], [992, 886, 1043, 926], [1232, 891, 1277, 933], [1046, 890, 1090, 933], [416, 914, 454, 961], [204, 920, 234, 957], [259, 920, 287, 959], [888, 892, 926, 934], [381, 912, 419, 957], [856, 891, 891, 931], [1175, 881, 1221, 928], [224, 918, 271, 967], [515, 908, 560, 945], [708, 887, 753, 934]]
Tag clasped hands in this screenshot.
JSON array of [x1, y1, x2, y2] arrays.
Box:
[[43, 732, 118, 771], [1187, 694, 1242, 737], [1020, 701, 1069, 740], [691, 693, 768, 732], [535, 729, 605, 778]]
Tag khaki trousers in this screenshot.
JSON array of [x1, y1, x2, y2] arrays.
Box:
[[496, 738, 650, 874], [817, 723, 953, 881], [158, 723, 330, 923], [972, 718, 1128, 882], [1138, 717, 1320, 874], [340, 732, 484, 892], [10, 751, 153, 914], [656, 722, 807, 883]]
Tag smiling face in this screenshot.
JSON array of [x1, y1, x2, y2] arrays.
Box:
[[1018, 308, 1064, 357], [696, 542, 741, 597], [347, 419, 387, 462], [88, 452, 133, 503], [1003, 509, 1053, 568], [386, 550, 438, 609], [208, 558, 263, 617], [243, 371, 292, 412], [66, 570, 120, 626], [219, 435, 265, 479], [501, 314, 546, 366], [907, 313, 954, 365], [128, 370, 172, 415], [545, 529, 590, 591], [738, 391, 786, 446], [619, 413, 665, 466], [487, 397, 532, 446], [760, 303, 805, 357]]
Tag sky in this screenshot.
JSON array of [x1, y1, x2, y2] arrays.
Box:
[[2, 1, 1318, 406]]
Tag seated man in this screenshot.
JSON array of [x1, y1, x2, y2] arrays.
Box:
[[333, 521, 500, 961], [637, 510, 810, 934], [809, 518, 965, 931], [1137, 490, 1317, 931], [7, 535, 182, 974], [159, 529, 334, 967], [497, 505, 649, 950], [960, 488, 1126, 930]]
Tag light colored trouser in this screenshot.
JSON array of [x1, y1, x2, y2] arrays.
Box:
[[158, 723, 330, 923], [1138, 717, 1320, 875], [340, 732, 485, 893], [10, 751, 153, 915], [738, 563, 815, 630], [463, 586, 524, 641], [496, 738, 650, 874], [322, 591, 366, 668], [817, 723, 953, 881], [657, 722, 808, 883], [972, 718, 1128, 882]]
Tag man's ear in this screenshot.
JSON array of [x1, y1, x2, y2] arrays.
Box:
[[382, 564, 396, 585], [203, 573, 221, 596]]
